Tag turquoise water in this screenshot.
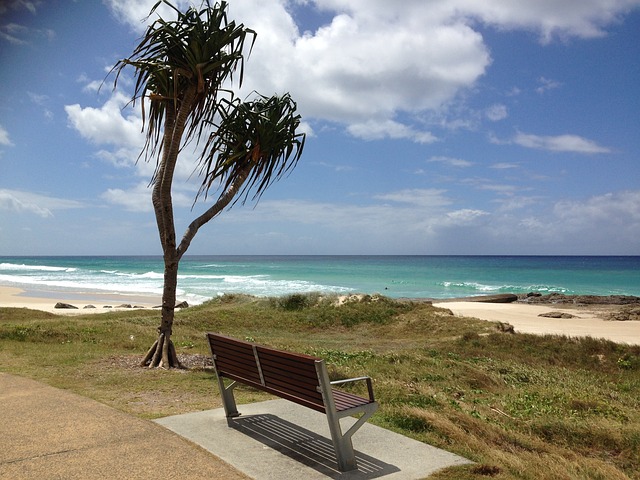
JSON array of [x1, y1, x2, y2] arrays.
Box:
[[0, 256, 638, 304]]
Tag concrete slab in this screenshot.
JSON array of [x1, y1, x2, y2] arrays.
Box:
[[155, 399, 472, 479]]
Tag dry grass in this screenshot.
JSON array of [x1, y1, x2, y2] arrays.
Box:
[[1, 294, 639, 479]]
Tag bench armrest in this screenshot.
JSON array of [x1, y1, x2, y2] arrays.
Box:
[[330, 376, 375, 402]]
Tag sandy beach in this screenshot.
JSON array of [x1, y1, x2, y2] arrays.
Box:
[[0, 286, 161, 315], [433, 301, 640, 346]]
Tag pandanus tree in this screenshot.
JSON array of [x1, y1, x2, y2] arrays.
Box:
[[112, 0, 305, 368]]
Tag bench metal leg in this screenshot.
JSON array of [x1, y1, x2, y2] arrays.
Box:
[[325, 407, 376, 472], [326, 414, 358, 472], [216, 375, 240, 421]]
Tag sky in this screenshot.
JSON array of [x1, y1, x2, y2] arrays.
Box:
[[1, 0, 639, 256]]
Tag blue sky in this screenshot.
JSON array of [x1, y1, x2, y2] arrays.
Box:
[[1, 0, 639, 256]]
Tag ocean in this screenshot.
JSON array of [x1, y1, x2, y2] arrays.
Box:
[[0, 256, 638, 305]]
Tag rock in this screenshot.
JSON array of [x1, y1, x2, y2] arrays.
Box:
[[526, 292, 542, 297], [466, 294, 518, 303], [606, 305, 640, 321], [116, 304, 132, 308], [54, 302, 78, 309], [103, 306, 112, 308], [496, 322, 515, 333], [538, 311, 577, 319], [83, 305, 96, 309], [520, 293, 640, 305], [151, 302, 188, 309], [133, 305, 146, 309]]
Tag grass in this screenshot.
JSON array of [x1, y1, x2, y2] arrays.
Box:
[[1, 294, 639, 479]]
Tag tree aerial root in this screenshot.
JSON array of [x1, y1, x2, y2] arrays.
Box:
[[140, 333, 183, 369]]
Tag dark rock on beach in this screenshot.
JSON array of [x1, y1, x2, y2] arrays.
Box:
[[54, 302, 78, 309], [538, 311, 577, 319], [519, 293, 640, 305], [606, 305, 640, 321], [470, 294, 518, 303], [433, 293, 518, 304]]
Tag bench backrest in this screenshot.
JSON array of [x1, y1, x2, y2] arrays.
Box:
[[207, 333, 327, 413]]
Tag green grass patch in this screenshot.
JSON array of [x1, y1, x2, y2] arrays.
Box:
[[1, 295, 639, 479]]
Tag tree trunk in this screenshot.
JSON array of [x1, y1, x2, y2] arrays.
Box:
[[140, 87, 197, 369], [140, 254, 182, 368]]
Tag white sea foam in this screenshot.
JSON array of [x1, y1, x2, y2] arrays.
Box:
[[0, 262, 76, 273]]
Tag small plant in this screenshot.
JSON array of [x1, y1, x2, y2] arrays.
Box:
[[617, 354, 638, 370], [278, 293, 311, 310]]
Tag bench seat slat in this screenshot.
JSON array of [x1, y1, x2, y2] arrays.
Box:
[[259, 361, 320, 387], [215, 361, 262, 384], [332, 389, 371, 411], [219, 372, 326, 413]]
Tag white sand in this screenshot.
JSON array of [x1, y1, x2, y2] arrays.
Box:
[[0, 286, 161, 315], [433, 301, 640, 345]]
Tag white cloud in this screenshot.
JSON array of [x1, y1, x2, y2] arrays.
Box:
[[65, 89, 203, 183], [444, 209, 489, 225], [104, 0, 195, 30], [100, 0, 639, 145], [0, 124, 13, 146], [106, 0, 490, 143], [485, 104, 508, 121], [347, 120, 437, 143], [447, 0, 640, 43], [490, 162, 519, 169], [185, 187, 640, 254], [514, 131, 611, 153], [0, 17, 55, 45], [0, 189, 84, 218], [375, 189, 452, 208], [536, 76, 562, 94], [554, 190, 640, 224], [101, 181, 197, 213], [65, 92, 143, 149], [428, 156, 474, 168], [101, 183, 152, 213]]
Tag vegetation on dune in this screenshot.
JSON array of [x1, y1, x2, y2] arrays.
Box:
[[1, 295, 639, 479]]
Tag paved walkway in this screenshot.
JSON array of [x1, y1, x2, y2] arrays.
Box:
[[0, 373, 248, 480], [1, 373, 471, 479]]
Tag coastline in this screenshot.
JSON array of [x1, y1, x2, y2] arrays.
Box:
[[0, 286, 162, 315], [1, 285, 638, 346]]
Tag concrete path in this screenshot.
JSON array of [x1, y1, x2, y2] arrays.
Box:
[[1, 373, 471, 479], [156, 399, 472, 479], [0, 373, 248, 480]]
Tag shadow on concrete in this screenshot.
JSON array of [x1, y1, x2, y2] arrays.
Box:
[[231, 413, 400, 478]]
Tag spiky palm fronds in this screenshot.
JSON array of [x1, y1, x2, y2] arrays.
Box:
[[112, 0, 255, 164], [197, 93, 306, 206]]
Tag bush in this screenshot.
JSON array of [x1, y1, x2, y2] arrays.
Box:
[[277, 293, 313, 310]]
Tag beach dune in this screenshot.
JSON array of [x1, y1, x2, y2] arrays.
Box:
[[1, 286, 637, 345]]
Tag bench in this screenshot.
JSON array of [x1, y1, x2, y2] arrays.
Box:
[[206, 332, 378, 472]]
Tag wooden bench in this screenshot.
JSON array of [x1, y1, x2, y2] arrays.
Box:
[[206, 332, 378, 472]]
